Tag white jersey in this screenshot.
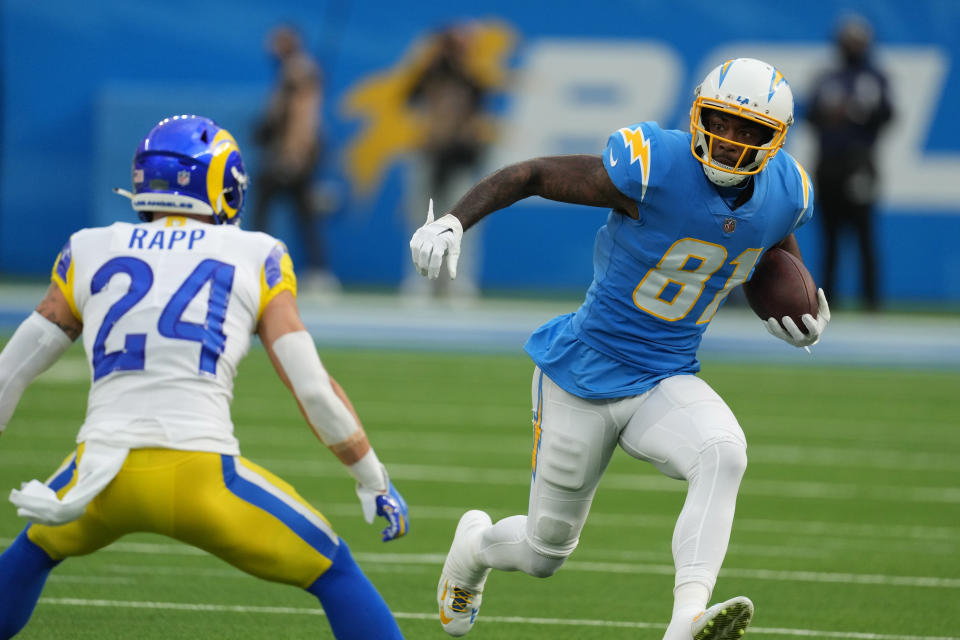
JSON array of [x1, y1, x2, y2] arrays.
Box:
[[51, 216, 297, 455]]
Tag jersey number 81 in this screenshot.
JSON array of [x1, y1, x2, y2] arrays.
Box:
[[633, 238, 762, 324]]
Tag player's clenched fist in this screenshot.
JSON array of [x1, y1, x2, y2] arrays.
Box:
[[764, 288, 831, 348], [357, 477, 410, 542], [410, 198, 463, 279]]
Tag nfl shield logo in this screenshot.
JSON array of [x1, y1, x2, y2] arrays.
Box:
[[177, 170, 191, 186], [133, 169, 144, 184], [723, 217, 737, 233]]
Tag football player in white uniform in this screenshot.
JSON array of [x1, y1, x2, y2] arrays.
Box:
[[0, 115, 408, 639]]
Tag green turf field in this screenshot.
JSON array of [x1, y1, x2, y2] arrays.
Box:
[[1, 343, 958, 639]]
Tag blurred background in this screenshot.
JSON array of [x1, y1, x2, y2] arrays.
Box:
[[1, 4, 958, 638], [1, 0, 959, 310]]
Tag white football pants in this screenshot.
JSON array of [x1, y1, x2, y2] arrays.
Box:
[[476, 367, 747, 594]]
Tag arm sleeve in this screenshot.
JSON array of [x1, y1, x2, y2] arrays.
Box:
[[271, 331, 356, 445], [271, 331, 387, 490], [0, 312, 74, 432]]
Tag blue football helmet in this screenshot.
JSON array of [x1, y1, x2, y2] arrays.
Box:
[[124, 115, 248, 224]]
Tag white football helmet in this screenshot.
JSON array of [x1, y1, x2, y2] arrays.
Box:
[[690, 58, 794, 186]]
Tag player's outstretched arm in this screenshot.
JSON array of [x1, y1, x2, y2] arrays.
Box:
[[410, 155, 639, 279], [0, 285, 79, 436], [452, 154, 638, 229], [257, 292, 409, 541]]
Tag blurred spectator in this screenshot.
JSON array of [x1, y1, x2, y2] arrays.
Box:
[[252, 24, 339, 293], [403, 24, 491, 301], [807, 14, 893, 311]]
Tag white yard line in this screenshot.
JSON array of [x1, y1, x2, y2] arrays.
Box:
[[4, 501, 957, 551], [237, 459, 960, 505], [248, 430, 958, 473], [353, 553, 960, 589], [48, 575, 134, 584], [8, 536, 953, 589], [37, 597, 960, 640]]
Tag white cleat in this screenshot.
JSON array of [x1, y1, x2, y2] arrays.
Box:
[[692, 596, 754, 639], [437, 510, 493, 637]]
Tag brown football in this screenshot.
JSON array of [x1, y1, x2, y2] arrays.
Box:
[[743, 247, 819, 329]]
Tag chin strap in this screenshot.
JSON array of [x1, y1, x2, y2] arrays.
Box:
[[703, 163, 751, 188], [112, 188, 151, 221]]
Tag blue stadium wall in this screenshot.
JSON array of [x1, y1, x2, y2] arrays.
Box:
[[2, 0, 959, 306]]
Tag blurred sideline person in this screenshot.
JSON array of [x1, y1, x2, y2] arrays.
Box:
[[0, 115, 408, 640], [411, 59, 830, 640], [403, 24, 491, 302], [807, 14, 893, 311], [251, 24, 340, 294]]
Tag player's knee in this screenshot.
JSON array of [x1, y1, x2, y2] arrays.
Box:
[[705, 439, 748, 484], [306, 540, 403, 640], [525, 549, 566, 578], [526, 517, 573, 578], [0, 530, 60, 640], [310, 539, 360, 590]]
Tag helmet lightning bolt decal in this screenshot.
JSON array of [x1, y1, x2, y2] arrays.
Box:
[[617, 126, 651, 202], [718, 60, 734, 87], [768, 68, 787, 102]]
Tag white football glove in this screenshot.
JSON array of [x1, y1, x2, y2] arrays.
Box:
[[409, 199, 463, 279], [764, 288, 831, 348]]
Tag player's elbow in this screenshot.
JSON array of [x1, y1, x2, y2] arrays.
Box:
[[522, 159, 551, 197], [491, 161, 539, 199], [295, 383, 359, 444], [296, 383, 333, 417]]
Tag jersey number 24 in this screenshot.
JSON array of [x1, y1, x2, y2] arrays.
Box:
[[91, 256, 235, 381]]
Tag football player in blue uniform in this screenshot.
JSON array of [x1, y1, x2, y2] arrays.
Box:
[[0, 115, 408, 639], [411, 58, 830, 639]]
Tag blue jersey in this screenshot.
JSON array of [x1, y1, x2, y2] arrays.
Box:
[[524, 122, 813, 399]]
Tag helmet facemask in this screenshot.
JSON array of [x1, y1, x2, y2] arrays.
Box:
[[691, 99, 787, 186], [689, 58, 794, 187]]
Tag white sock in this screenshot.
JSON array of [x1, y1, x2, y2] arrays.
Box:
[[662, 582, 710, 640]]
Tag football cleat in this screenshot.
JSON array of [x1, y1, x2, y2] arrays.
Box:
[[437, 510, 492, 637], [692, 596, 754, 639]]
